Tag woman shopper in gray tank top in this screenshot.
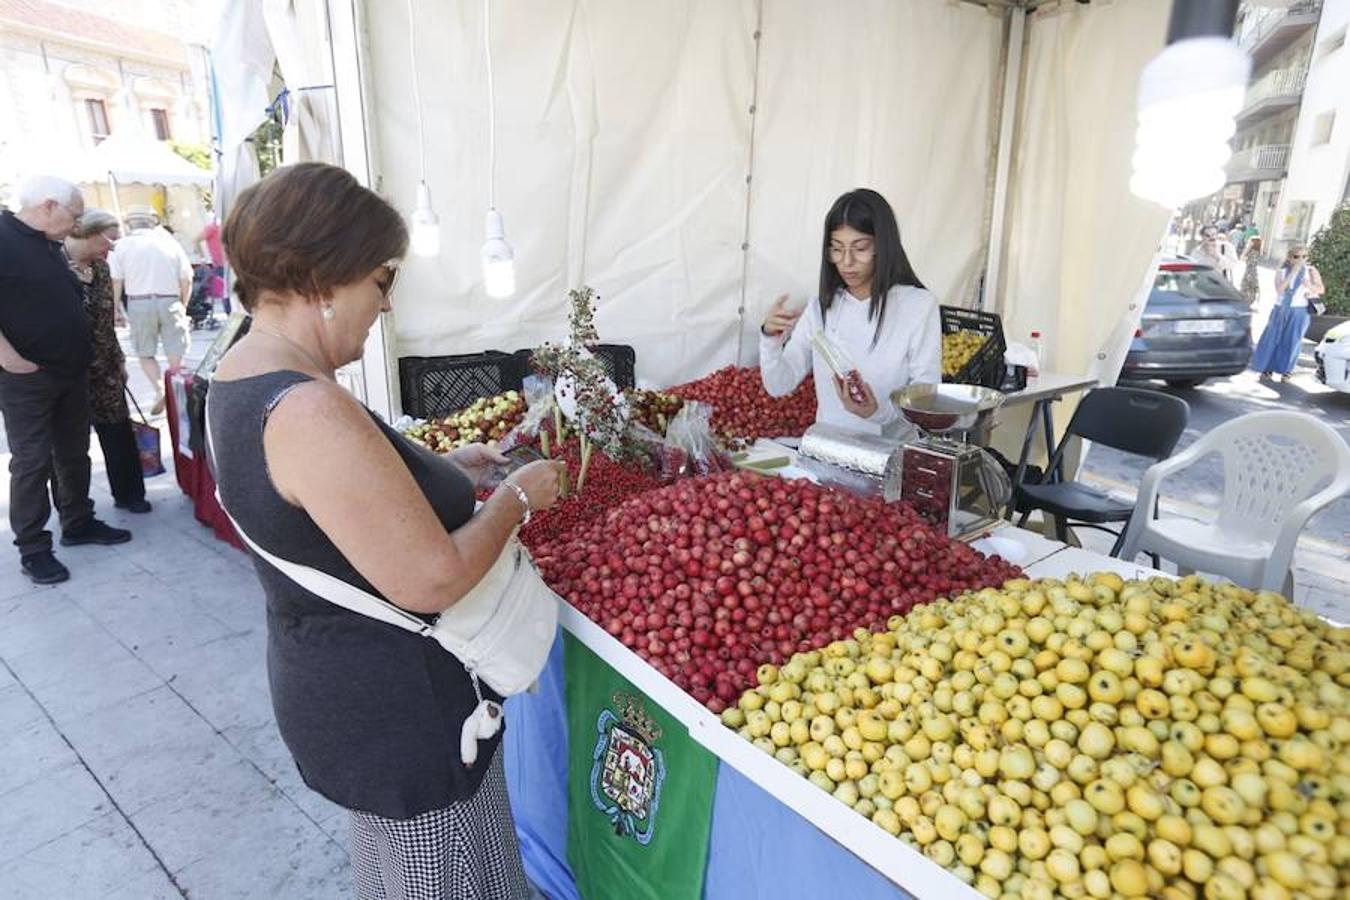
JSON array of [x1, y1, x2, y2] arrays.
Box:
[[207, 163, 563, 900]]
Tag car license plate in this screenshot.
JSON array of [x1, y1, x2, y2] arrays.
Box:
[[1175, 320, 1226, 334]]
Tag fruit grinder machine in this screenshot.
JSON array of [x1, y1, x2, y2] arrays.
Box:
[[889, 384, 1012, 539]]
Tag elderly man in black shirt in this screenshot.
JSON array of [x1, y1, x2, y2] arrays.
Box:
[[0, 175, 131, 584]]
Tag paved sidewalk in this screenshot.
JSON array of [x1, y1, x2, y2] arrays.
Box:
[[0, 326, 353, 899]]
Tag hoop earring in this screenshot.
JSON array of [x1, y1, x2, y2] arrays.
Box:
[[321, 304, 336, 321]]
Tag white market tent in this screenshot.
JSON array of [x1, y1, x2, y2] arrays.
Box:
[[217, 0, 1176, 446]]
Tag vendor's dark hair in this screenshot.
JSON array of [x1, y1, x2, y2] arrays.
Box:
[[223, 162, 408, 312], [818, 188, 925, 347]]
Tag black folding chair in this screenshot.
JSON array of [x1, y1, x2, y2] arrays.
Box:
[[1015, 386, 1190, 558]]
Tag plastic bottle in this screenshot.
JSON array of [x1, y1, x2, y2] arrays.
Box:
[[1028, 331, 1043, 378]]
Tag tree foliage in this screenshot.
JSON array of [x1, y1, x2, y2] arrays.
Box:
[[1309, 203, 1350, 316]]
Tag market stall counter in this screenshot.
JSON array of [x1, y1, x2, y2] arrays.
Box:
[[498, 453, 1166, 900]]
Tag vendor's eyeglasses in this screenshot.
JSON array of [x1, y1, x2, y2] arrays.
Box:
[[1291, 254, 1306, 259], [829, 243, 875, 263]]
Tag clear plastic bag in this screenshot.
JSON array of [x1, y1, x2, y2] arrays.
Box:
[[811, 331, 867, 404], [663, 402, 733, 477], [496, 376, 557, 453]]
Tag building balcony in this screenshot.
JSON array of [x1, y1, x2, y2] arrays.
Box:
[[1236, 67, 1307, 125], [1226, 144, 1291, 183], [1238, 0, 1322, 68]]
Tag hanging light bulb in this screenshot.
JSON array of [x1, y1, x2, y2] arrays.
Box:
[[1131, 3, 1249, 210], [409, 181, 440, 257], [481, 208, 515, 298], [480, 0, 516, 298], [404, 0, 438, 257]]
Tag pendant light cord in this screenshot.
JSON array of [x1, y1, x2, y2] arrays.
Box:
[[485, 0, 496, 209], [407, 0, 427, 183]]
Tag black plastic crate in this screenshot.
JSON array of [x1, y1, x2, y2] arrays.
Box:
[[514, 343, 637, 390], [939, 306, 1006, 389], [399, 352, 526, 419]]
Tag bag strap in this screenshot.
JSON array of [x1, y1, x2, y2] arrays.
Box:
[[125, 385, 151, 426], [1279, 265, 1305, 309], [204, 389, 435, 640]]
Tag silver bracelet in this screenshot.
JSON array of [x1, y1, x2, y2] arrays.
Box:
[[501, 479, 531, 526]]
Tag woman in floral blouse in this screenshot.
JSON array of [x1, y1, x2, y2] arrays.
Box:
[[64, 211, 151, 513]]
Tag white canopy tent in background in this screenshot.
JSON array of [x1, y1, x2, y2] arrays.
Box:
[[2, 127, 216, 248], [211, 0, 1176, 436]]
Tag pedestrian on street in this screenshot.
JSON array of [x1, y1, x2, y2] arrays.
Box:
[[194, 217, 228, 315], [1241, 236, 1262, 308], [110, 206, 192, 415], [208, 163, 562, 899], [1192, 224, 1238, 286], [0, 176, 132, 585], [1250, 244, 1325, 383], [64, 210, 151, 514]]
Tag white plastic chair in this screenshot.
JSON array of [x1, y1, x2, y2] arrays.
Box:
[[1116, 411, 1350, 595]]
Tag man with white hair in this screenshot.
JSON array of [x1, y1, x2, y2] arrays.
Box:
[[109, 206, 192, 415], [0, 175, 132, 584]]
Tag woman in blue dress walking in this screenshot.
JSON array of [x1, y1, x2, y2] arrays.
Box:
[[1250, 244, 1325, 382]]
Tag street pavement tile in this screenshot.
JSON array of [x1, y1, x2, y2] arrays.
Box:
[[222, 720, 345, 825], [174, 836, 350, 900], [0, 682, 45, 735], [3, 609, 166, 727], [147, 628, 273, 733], [132, 755, 343, 877], [0, 762, 110, 866], [0, 810, 166, 899], [0, 717, 77, 796], [0, 571, 61, 604], [316, 807, 349, 847], [98, 871, 182, 900], [71, 578, 236, 671], [22, 651, 165, 729], [173, 574, 266, 633], [114, 531, 233, 579], [58, 685, 240, 816], [0, 589, 87, 660], [52, 544, 151, 582]]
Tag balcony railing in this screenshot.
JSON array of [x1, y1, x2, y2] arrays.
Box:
[[1226, 144, 1291, 182], [1238, 0, 1322, 55], [1243, 67, 1308, 109]]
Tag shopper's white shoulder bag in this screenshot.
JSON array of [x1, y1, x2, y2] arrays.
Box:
[[206, 392, 559, 764]]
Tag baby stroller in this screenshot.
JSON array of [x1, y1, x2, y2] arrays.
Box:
[[188, 263, 221, 330]]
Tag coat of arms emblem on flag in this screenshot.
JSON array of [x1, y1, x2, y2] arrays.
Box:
[[588, 691, 667, 844]]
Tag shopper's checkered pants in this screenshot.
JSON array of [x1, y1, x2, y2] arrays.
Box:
[[349, 749, 529, 900]]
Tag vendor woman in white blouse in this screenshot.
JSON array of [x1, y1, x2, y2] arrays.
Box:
[[760, 188, 941, 436]]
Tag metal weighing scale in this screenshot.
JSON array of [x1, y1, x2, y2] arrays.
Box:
[[890, 384, 1012, 540]]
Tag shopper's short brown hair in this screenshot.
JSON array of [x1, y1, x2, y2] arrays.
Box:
[[223, 162, 408, 312]]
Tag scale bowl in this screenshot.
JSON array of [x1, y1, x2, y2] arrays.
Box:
[[891, 383, 1005, 434]]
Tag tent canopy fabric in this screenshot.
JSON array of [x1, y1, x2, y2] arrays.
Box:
[[221, 0, 1172, 411], [89, 131, 214, 187], [363, 0, 1007, 388], [2, 131, 213, 188]]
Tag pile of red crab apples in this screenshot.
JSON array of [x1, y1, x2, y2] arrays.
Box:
[[533, 471, 1022, 712]]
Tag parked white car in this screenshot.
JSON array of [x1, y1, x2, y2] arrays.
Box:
[[1315, 321, 1350, 392]]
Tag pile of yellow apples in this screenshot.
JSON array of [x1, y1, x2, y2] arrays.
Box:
[[723, 573, 1349, 900], [942, 330, 991, 378]]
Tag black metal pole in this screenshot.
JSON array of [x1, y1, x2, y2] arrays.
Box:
[[1166, 0, 1241, 43]]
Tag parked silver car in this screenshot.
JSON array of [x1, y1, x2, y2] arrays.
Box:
[[1118, 259, 1253, 389]]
